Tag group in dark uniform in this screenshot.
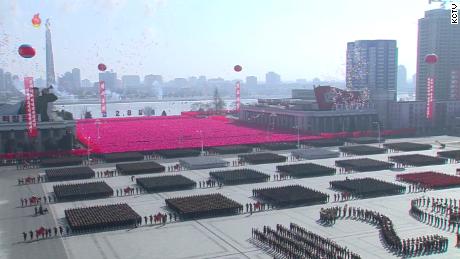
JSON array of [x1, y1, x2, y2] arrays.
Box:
[[320, 206, 449, 256]]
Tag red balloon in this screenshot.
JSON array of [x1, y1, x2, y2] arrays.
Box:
[[425, 54, 438, 64], [32, 13, 41, 28], [234, 65, 242, 72], [18, 44, 36, 58], [98, 63, 107, 71]]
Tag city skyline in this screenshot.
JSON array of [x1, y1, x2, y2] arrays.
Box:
[[0, 0, 435, 82]]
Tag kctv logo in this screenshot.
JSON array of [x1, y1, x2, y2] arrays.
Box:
[[452, 2, 459, 24], [429, 0, 460, 24]]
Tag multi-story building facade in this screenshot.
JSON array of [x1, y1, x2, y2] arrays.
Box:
[[416, 9, 460, 101], [346, 40, 397, 102]]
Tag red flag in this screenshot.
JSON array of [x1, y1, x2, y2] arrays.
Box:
[[24, 77, 37, 137], [99, 81, 107, 116]]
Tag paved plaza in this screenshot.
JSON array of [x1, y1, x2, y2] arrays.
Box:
[[2, 136, 460, 258]]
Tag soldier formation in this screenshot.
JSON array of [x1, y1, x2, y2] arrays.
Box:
[[410, 196, 460, 234], [320, 206, 449, 256], [252, 223, 361, 259]]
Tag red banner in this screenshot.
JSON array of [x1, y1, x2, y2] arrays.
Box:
[[24, 77, 37, 137], [426, 77, 434, 119], [99, 80, 107, 117], [236, 81, 241, 112]]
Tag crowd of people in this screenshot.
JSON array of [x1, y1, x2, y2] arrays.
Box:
[[197, 179, 221, 188], [333, 192, 353, 202], [95, 170, 117, 178], [141, 212, 179, 225], [115, 186, 142, 196], [243, 201, 272, 214], [319, 206, 449, 256], [166, 163, 184, 172], [17, 175, 45, 185], [15, 160, 40, 170], [251, 223, 361, 259], [410, 196, 460, 235], [22, 225, 70, 242], [20, 195, 54, 207], [231, 159, 246, 167]]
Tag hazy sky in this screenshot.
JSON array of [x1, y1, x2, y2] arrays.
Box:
[[0, 0, 438, 82]]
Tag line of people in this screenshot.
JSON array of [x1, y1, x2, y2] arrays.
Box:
[[244, 201, 271, 215], [333, 192, 353, 202], [197, 179, 221, 188], [410, 196, 460, 234], [166, 164, 184, 172], [407, 183, 428, 193], [141, 212, 178, 225], [33, 204, 48, 216], [319, 206, 449, 256], [20, 195, 54, 207], [22, 225, 70, 242], [251, 223, 361, 259], [17, 175, 45, 185], [115, 186, 142, 196], [95, 170, 117, 178], [231, 160, 246, 167], [16, 160, 40, 170]]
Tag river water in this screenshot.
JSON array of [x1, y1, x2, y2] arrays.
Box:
[[59, 99, 257, 119], [58, 91, 414, 119]]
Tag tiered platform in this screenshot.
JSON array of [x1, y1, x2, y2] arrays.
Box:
[[396, 171, 460, 189], [165, 193, 243, 219], [291, 148, 340, 160], [116, 161, 165, 175], [209, 169, 270, 185], [330, 178, 406, 198], [303, 138, 345, 147], [238, 153, 287, 164], [65, 203, 141, 232], [389, 154, 446, 167], [45, 166, 95, 182], [276, 163, 336, 178], [136, 175, 196, 193], [209, 145, 252, 154], [339, 145, 387, 156], [103, 152, 144, 163], [261, 142, 298, 150], [179, 156, 228, 170], [41, 156, 83, 167], [437, 150, 460, 161], [253, 185, 328, 207], [54, 181, 113, 201], [346, 137, 382, 144], [335, 158, 394, 172], [156, 149, 201, 159], [76, 117, 320, 154], [383, 142, 432, 152]]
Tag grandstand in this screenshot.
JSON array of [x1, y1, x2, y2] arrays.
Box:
[[76, 116, 417, 155]]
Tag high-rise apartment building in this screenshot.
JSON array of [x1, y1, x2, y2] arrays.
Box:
[[416, 9, 460, 101], [265, 72, 281, 85], [346, 40, 398, 101]]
